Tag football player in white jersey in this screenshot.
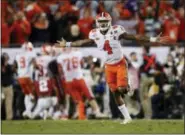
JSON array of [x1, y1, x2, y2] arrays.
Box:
[[31, 45, 58, 119], [14, 42, 36, 118], [56, 12, 170, 124], [57, 48, 106, 119]]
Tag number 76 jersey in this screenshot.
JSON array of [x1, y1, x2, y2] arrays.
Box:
[[57, 51, 83, 82], [89, 25, 126, 65]]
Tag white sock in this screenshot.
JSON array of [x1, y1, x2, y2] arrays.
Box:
[[118, 104, 131, 119], [24, 95, 34, 113]]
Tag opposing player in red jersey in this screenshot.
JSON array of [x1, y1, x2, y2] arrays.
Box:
[[31, 45, 58, 119], [56, 12, 170, 124]]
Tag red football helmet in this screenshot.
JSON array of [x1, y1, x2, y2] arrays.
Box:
[[96, 12, 112, 31]]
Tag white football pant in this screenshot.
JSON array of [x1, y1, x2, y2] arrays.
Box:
[[31, 96, 58, 119], [23, 94, 35, 117]]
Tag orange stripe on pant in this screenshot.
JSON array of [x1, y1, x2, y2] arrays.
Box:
[[105, 58, 128, 92]]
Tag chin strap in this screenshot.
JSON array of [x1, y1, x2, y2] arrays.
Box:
[[100, 28, 109, 35]]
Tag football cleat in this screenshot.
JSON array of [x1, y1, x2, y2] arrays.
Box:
[[120, 118, 132, 125], [60, 115, 68, 120], [22, 111, 32, 119], [95, 112, 109, 118]]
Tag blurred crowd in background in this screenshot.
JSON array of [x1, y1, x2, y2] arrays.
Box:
[[1, 0, 185, 47], [1, 0, 184, 121]]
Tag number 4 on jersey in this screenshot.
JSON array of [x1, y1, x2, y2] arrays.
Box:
[[103, 40, 113, 54]]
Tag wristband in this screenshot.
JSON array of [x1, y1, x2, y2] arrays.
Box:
[[66, 42, 71, 47], [150, 37, 157, 42]]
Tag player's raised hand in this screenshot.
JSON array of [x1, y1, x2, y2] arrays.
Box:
[[56, 38, 66, 47]]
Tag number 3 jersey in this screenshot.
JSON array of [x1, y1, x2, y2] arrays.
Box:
[[89, 25, 126, 65], [57, 51, 83, 82], [15, 51, 36, 78]]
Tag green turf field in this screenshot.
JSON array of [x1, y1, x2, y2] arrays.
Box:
[[1, 119, 184, 134]]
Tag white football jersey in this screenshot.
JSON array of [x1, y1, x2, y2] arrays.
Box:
[[57, 51, 83, 82], [89, 25, 126, 64], [15, 51, 36, 78], [35, 55, 53, 81]]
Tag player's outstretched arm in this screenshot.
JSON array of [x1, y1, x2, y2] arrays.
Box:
[[56, 38, 95, 48], [119, 32, 171, 45]]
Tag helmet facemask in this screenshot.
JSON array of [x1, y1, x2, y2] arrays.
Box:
[[96, 19, 111, 32]]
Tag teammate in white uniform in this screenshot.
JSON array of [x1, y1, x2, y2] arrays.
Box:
[[57, 49, 106, 119], [56, 12, 170, 124], [15, 42, 36, 118], [31, 45, 58, 119], [57, 50, 84, 82]]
